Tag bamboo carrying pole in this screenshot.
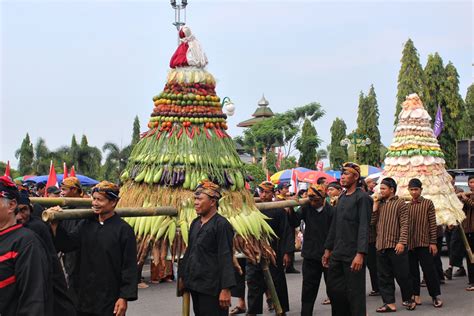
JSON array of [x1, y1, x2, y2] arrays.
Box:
[[261, 258, 284, 316], [182, 292, 190, 316], [41, 207, 178, 222], [40, 198, 310, 222], [457, 222, 474, 264], [31, 197, 93, 208]]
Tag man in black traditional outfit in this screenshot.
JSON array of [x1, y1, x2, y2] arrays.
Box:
[[323, 163, 371, 316], [51, 181, 138, 316], [0, 176, 52, 316], [246, 181, 294, 316], [179, 180, 236, 316], [16, 190, 76, 316], [299, 184, 334, 316]]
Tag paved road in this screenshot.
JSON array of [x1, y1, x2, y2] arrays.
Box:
[[128, 255, 473, 315]]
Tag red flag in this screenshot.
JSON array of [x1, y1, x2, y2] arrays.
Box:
[[70, 165, 76, 178], [316, 160, 324, 171], [45, 161, 58, 197], [290, 168, 298, 194], [275, 148, 283, 170], [4, 161, 11, 178], [63, 162, 68, 179], [266, 170, 271, 182]]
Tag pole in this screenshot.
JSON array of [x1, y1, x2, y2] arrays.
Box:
[[35, 198, 310, 219], [41, 207, 178, 222], [182, 292, 190, 316], [30, 197, 93, 208], [261, 258, 283, 315], [457, 222, 474, 264]]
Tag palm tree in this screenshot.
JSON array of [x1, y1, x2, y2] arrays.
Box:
[[102, 142, 131, 183], [315, 149, 328, 162]]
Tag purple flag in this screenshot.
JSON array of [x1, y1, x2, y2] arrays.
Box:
[[433, 104, 444, 137]]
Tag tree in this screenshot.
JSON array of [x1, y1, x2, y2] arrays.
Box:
[[355, 91, 370, 163], [0, 161, 19, 179], [242, 163, 266, 190], [363, 85, 382, 166], [132, 116, 141, 146], [439, 62, 465, 167], [32, 138, 52, 175], [395, 39, 424, 124], [241, 102, 325, 171], [328, 118, 348, 169], [69, 135, 80, 166], [462, 84, 474, 138], [296, 118, 321, 169], [76, 135, 102, 178], [423, 53, 445, 118], [15, 133, 34, 175], [102, 142, 132, 183], [315, 149, 328, 163]]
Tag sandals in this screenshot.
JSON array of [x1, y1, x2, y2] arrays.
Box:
[[376, 304, 396, 313], [405, 300, 417, 311], [266, 298, 274, 312], [432, 297, 443, 308], [369, 290, 381, 296], [229, 306, 246, 315], [321, 298, 331, 305], [466, 284, 474, 291]]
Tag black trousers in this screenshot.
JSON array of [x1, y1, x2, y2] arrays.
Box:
[[231, 258, 246, 298], [190, 290, 228, 316], [433, 236, 444, 281], [246, 260, 290, 314], [449, 226, 465, 267], [301, 258, 328, 316], [367, 242, 379, 292], [408, 247, 441, 298], [376, 248, 413, 304], [327, 258, 366, 316]]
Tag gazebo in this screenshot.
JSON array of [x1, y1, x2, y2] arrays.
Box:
[[237, 94, 275, 127]]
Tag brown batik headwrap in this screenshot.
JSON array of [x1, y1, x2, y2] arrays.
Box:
[[61, 177, 81, 189], [92, 181, 120, 201], [341, 162, 361, 177], [308, 184, 327, 198], [195, 180, 222, 200], [258, 181, 275, 192]]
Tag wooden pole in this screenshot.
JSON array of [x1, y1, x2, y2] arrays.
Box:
[[31, 197, 93, 208], [255, 198, 309, 211], [41, 207, 178, 222], [261, 258, 283, 316], [457, 222, 474, 264], [182, 292, 190, 316]]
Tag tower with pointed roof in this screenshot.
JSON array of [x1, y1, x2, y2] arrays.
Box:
[[237, 94, 275, 127]]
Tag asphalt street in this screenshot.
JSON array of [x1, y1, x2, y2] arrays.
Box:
[[128, 255, 473, 315]]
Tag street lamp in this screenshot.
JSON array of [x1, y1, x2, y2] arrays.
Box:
[[221, 97, 235, 116], [170, 0, 188, 35], [340, 133, 371, 162]]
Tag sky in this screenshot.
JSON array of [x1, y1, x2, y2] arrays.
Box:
[[1, 0, 472, 169]]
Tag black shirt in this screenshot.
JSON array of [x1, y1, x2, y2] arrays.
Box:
[[261, 208, 295, 258], [54, 213, 138, 314], [180, 213, 236, 296], [324, 188, 371, 262], [0, 224, 52, 316], [299, 203, 334, 260]]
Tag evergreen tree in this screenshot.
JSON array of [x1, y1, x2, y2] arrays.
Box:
[[329, 118, 348, 169], [423, 53, 445, 118], [395, 39, 424, 124], [70, 135, 80, 165], [132, 116, 141, 146], [440, 62, 465, 167], [364, 85, 382, 166], [76, 135, 102, 178], [462, 84, 474, 138], [356, 91, 370, 163], [32, 138, 52, 175], [15, 133, 34, 175], [296, 118, 321, 169]]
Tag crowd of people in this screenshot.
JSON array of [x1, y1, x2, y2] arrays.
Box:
[[0, 162, 473, 316]]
